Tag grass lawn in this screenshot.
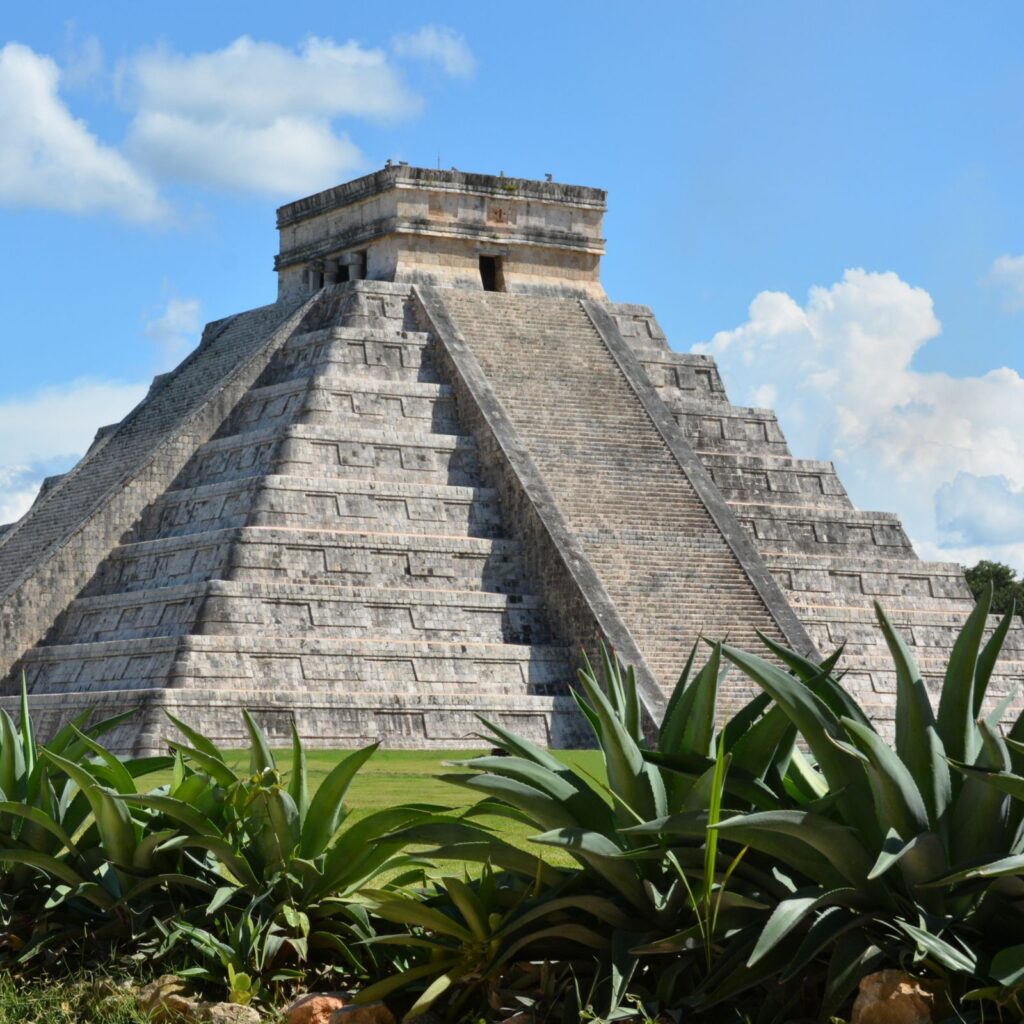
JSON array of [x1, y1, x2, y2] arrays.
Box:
[[141, 747, 607, 868]]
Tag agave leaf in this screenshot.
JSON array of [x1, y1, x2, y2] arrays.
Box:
[[779, 905, 863, 984], [252, 787, 300, 872], [18, 675, 34, 780], [69, 725, 136, 794], [439, 875, 488, 941], [641, 749, 785, 811], [947, 761, 1024, 802], [895, 920, 977, 973], [748, 887, 860, 966], [41, 749, 136, 867], [756, 634, 869, 730], [354, 961, 455, 1009], [721, 645, 877, 840], [166, 740, 237, 788], [729, 704, 795, 784], [714, 810, 874, 888], [785, 746, 829, 801], [492, 922, 608, 972], [937, 585, 992, 766], [454, 755, 613, 830], [990, 944, 1024, 986], [657, 641, 699, 755], [952, 719, 1011, 865], [288, 721, 309, 823], [921, 852, 1024, 887], [529, 827, 649, 909], [156, 834, 259, 889], [866, 827, 944, 890], [371, 897, 475, 941], [163, 711, 226, 763], [436, 773, 584, 837], [406, 970, 456, 1021], [576, 657, 667, 823], [840, 717, 929, 840], [874, 602, 951, 830], [658, 644, 720, 759], [299, 742, 378, 858], [0, 709, 25, 802], [0, 802, 78, 855], [975, 604, 1016, 719], [241, 709, 276, 776], [721, 692, 773, 751], [0, 846, 113, 905], [119, 794, 224, 853], [131, 827, 177, 870], [504, 895, 635, 934]]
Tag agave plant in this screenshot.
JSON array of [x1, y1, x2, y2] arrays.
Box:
[[382, 646, 813, 1019], [357, 863, 623, 1021], [0, 680, 179, 958], [122, 710, 437, 990], [708, 587, 1024, 1018]]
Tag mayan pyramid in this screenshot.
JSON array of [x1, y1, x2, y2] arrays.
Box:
[[1, 164, 1020, 754]]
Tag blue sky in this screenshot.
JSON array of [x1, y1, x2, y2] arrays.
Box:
[[2, 3, 1023, 570]]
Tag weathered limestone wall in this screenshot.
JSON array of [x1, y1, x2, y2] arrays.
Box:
[[0, 297, 315, 684]]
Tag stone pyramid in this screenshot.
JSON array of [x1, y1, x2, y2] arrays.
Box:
[[1, 165, 1020, 753]]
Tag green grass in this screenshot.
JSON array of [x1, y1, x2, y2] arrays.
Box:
[[141, 747, 606, 867], [0, 974, 147, 1024]]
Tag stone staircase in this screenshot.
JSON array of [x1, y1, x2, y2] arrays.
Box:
[[610, 303, 1024, 727], [17, 285, 580, 754], [433, 290, 805, 710]]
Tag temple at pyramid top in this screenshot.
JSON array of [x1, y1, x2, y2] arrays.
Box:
[[274, 164, 608, 301]]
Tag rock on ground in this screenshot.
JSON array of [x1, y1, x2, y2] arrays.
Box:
[[851, 970, 948, 1024], [285, 993, 350, 1024]]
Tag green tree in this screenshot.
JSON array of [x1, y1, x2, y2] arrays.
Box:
[[965, 560, 1024, 616]]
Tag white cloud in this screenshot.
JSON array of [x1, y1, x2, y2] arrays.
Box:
[[61, 29, 105, 92], [935, 472, 1024, 546], [122, 35, 422, 196], [0, 378, 148, 527], [696, 269, 1024, 572], [0, 42, 165, 221], [392, 26, 477, 78], [144, 297, 203, 367], [989, 254, 1024, 311]]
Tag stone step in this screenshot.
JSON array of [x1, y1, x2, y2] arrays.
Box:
[[87, 527, 527, 595], [172, 424, 481, 489], [765, 554, 973, 603], [22, 634, 573, 700], [136, 475, 503, 541], [8, 686, 586, 755], [51, 579, 551, 645], [734, 505, 912, 557], [224, 375, 458, 436], [266, 327, 436, 384], [704, 456, 847, 503]]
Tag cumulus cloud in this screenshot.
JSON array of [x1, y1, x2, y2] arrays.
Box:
[[121, 35, 424, 196], [989, 254, 1024, 311], [392, 26, 477, 78], [0, 378, 148, 527], [144, 296, 203, 368], [696, 269, 1024, 571], [935, 473, 1024, 546], [0, 42, 166, 221]]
